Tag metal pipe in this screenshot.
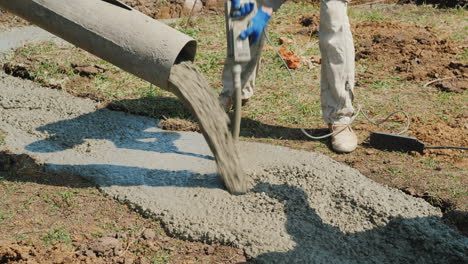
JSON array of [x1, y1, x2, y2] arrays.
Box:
[[231, 64, 242, 140], [0, 0, 197, 91]]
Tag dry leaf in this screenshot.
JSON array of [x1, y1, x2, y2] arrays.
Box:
[[278, 45, 301, 69], [263, 45, 274, 51], [278, 37, 293, 45]]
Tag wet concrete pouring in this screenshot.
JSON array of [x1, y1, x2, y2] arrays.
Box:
[[0, 27, 467, 263]]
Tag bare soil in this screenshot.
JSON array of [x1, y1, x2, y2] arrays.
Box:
[[351, 20, 467, 163], [354, 20, 466, 82], [121, 0, 224, 19], [398, 0, 468, 8], [0, 9, 28, 29], [0, 151, 246, 264], [159, 118, 200, 132]]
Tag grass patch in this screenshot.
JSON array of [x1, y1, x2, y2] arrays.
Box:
[[0, 132, 7, 146], [59, 190, 80, 207], [42, 227, 72, 246], [0, 210, 13, 223]]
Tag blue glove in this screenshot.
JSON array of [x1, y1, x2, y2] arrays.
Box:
[[231, 0, 254, 18], [239, 8, 271, 45]]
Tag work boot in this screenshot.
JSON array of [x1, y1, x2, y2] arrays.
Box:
[[218, 95, 250, 112], [328, 124, 358, 153], [218, 95, 232, 112]]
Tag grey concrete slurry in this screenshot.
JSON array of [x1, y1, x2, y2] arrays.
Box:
[[0, 26, 62, 53], [0, 27, 467, 263], [169, 62, 249, 193]]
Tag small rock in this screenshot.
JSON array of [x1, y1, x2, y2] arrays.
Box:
[[310, 55, 321, 64], [279, 37, 293, 45], [124, 256, 135, 264], [204, 245, 215, 255], [89, 237, 121, 257], [136, 257, 151, 264], [85, 249, 96, 257], [71, 63, 105, 76], [183, 0, 202, 13], [141, 229, 156, 240]]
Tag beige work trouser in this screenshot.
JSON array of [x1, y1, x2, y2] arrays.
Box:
[[220, 0, 355, 125]]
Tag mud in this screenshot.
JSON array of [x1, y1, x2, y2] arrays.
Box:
[[168, 62, 250, 194], [0, 70, 467, 262]]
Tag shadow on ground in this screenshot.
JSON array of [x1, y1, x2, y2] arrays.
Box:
[[240, 118, 329, 142], [25, 108, 213, 161], [109, 98, 331, 148], [250, 183, 467, 263], [107, 97, 193, 121], [0, 150, 224, 189]]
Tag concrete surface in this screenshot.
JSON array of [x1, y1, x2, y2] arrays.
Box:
[[0, 26, 61, 53], [0, 26, 467, 263]]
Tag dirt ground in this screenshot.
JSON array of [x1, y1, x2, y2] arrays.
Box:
[[398, 0, 468, 8], [0, 151, 246, 264], [350, 20, 467, 162], [0, 9, 28, 29]]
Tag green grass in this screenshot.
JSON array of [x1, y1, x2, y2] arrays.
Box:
[[15, 233, 30, 242], [148, 251, 171, 264], [0, 210, 13, 223], [59, 190, 79, 207], [90, 231, 104, 238], [457, 48, 468, 62], [421, 158, 440, 168], [42, 227, 72, 246]]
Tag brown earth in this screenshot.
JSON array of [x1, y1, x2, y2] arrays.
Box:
[[121, 0, 224, 19], [398, 0, 468, 8], [0, 0, 222, 24], [0, 151, 246, 264], [0, 9, 28, 29], [159, 118, 200, 132], [297, 14, 320, 36], [298, 14, 467, 86], [350, 21, 467, 165], [354, 21, 466, 82]]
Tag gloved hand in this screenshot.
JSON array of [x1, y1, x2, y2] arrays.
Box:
[[239, 8, 271, 45], [231, 0, 254, 18]]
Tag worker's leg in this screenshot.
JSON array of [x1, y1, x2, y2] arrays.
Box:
[[319, 0, 357, 152], [219, 29, 266, 111]]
